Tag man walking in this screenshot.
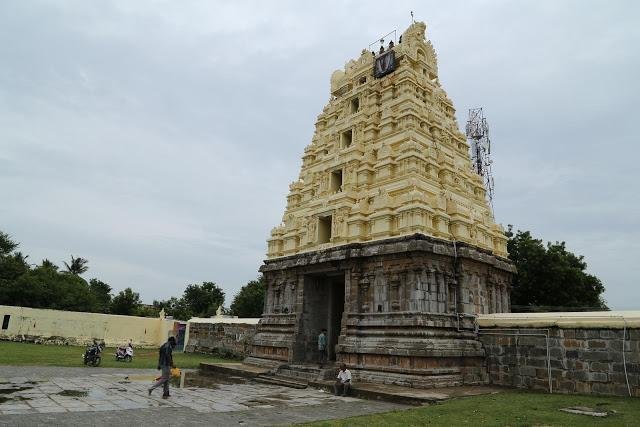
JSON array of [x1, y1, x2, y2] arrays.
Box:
[[334, 364, 352, 396], [148, 336, 176, 398], [317, 329, 327, 367]]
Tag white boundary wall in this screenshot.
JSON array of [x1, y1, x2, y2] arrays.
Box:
[[0, 305, 177, 347]]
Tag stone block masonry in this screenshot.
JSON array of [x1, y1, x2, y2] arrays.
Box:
[[185, 317, 259, 358], [478, 312, 640, 397], [251, 233, 513, 388]]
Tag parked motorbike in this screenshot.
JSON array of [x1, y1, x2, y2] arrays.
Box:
[[83, 340, 104, 367], [115, 343, 134, 362]]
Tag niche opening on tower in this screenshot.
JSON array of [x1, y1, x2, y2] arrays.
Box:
[[341, 129, 353, 148], [318, 215, 332, 243], [350, 97, 360, 114], [330, 169, 343, 193]]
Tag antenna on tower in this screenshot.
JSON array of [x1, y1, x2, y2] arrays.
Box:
[[466, 108, 495, 213]]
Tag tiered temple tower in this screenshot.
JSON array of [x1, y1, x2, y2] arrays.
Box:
[[250, 22, 515, 388]]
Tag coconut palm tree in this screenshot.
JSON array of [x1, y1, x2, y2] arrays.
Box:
[[63, 255, 89, 275]]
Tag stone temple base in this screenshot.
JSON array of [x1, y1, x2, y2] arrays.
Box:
[[249, 233, 515, 388]]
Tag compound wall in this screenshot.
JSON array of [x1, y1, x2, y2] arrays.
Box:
[[0, 305, 177, 348], [478, 312, 640, 397]]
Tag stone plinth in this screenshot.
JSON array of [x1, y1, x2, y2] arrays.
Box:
[[250, 234, 514, 387]]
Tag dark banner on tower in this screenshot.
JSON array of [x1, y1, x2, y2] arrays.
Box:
[[374, 51, 396, 78]]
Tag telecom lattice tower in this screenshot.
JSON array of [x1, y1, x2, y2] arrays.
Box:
[[466, 108, 495, 212]]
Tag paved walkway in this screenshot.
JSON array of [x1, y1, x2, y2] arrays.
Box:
[[0, 366, 405, 426]]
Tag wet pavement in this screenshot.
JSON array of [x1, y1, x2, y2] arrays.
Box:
[[0, 366, 406, 426]]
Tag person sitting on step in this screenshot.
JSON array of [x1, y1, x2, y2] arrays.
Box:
[[334, 364, 352, 396]]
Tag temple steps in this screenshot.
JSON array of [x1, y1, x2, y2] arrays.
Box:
[[255, 364, 344, 389], [254, 374, 308, 389]]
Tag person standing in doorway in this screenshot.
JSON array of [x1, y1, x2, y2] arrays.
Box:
[[148, 336, 176, 398], [317, 329, 327, 368], [334, 364, 352, 396]]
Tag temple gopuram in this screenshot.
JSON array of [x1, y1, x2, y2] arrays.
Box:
[[249, 22, 515, 387]]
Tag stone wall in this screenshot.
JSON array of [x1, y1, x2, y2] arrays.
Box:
[[478, 320, 640, 397], [185, 320, 258, 358]]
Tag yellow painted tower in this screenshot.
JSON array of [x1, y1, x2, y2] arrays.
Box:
[[267, 22, 508, 260]]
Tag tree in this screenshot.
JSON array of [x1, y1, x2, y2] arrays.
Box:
[[153, 297, 192, 321], [506, 226, 607, 312], [230, 276, 265, 317], [63, 255, 89, 275], [6, 266, 96, 312], [0, 232, 31, 304], [0, 251, 30, 284], [182, 282, 225, 318], [134, 304, 160, 318], [110, 288, 142, 315], [89, 278, 112, 313], [40, 259, 58, 271], [0, 231, 19, 256]]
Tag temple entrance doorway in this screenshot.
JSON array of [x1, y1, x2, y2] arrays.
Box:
[[299, 272, 345, 364]]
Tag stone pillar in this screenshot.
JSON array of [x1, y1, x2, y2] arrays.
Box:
[[460, 272, 473, 314], [488, 286, 494, 314], [359, 276, 371, 313], [294, 274, 305, 314], [427, 269, 437, 312], [447, 276, 457, 313], [409, 268, 426, 312], [437, 272, 446, 313], [348, 269, 360, 313], [502, 285, 510, 312], [389, 273, 401, 311], [418, 269, 428, 312], [291, 281, 298, 311]]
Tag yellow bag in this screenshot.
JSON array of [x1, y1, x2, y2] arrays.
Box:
[[170, 367, 181, 378]]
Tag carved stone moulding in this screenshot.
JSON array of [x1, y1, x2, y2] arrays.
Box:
[[249, 233, 515, 388]]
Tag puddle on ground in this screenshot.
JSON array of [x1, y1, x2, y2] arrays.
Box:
[[57, 390, 89, 397], [0, 395, 32, 404], [181, 371, 251, 389], [0, 386, 33, 395], [119, 370, 250, 390], [0, 371, 257, 406]]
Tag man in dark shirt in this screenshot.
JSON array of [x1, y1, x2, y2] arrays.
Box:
[[148, 336, 176, 398]]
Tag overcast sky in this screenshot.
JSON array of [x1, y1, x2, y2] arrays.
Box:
[[1, 1, 638, 310]]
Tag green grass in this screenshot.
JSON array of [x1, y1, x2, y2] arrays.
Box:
[[301, 391, 640, 427], [0, 341, 237, 369]]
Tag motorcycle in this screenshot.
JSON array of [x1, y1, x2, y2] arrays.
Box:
[[115, 343, 134, 362], [83, 340, 104, 367]]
